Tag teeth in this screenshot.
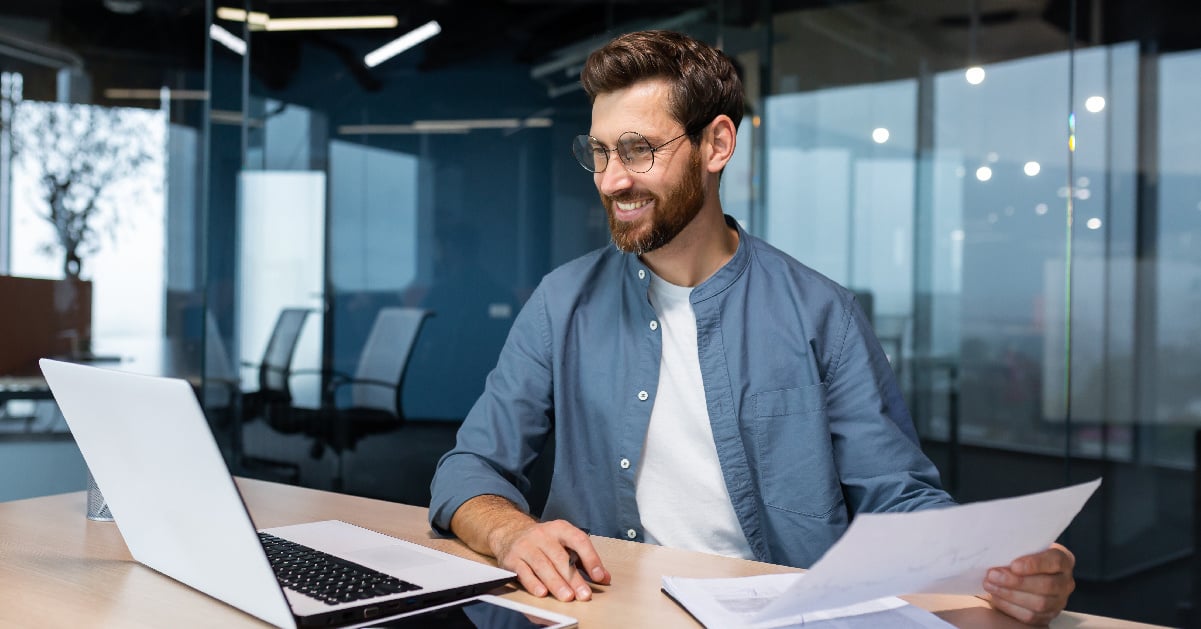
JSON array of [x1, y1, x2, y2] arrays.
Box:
[[616, 199, 650, 212]]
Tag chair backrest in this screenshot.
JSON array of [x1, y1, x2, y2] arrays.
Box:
[[259, 308, 312, 396], [350, 307, 430, 413]]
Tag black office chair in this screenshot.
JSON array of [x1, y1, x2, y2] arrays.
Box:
[[236, 307, 313, 482], [301, 307, 431, 491], [240, 308, 312, 420]]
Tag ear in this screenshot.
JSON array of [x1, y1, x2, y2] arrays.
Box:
[[703, 114, 737, 174]]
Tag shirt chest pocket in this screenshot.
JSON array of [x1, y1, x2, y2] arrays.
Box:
[[750, 384, 842, 518]]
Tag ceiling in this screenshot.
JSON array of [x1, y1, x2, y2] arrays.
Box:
[[0, 0, 1199, 100], [0, 1, 755, 90]]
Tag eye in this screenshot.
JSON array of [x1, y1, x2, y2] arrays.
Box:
[[628, 143, 653, 157]]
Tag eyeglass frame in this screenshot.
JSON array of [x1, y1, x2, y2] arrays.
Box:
[[572, 130, 695, 174]]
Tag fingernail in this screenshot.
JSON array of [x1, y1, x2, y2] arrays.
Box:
[[591, 567, 605, 580], [558, 587, 573, 600], [983, 581, 998, 593], [987, 569, 1000, 582], [577, 586, 591, 599]]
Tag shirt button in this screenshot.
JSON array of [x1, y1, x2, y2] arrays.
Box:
[[619, 458, 630, 469], [638, 270, 646, 280], [626, 529, 637, 539], [649, 320, 658, 331], [637, 390, 649, 401]]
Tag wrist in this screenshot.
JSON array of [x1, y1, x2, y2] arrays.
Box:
[[486, 512, 536, 557]]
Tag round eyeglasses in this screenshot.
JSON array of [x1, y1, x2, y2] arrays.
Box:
[[571, 131, 689, 174]]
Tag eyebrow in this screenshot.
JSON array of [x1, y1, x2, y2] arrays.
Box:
[[589, 131, 671, 147]]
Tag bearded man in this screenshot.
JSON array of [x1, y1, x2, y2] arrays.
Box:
[[429, 29, 1076, 626]]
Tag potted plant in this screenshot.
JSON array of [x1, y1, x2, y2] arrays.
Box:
[[9, 101, 160, 279]]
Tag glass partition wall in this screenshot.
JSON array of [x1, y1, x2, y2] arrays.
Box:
[[208, 1, 769, 505], [0, 1, 209, 497], [757, 2, 1199, 623]]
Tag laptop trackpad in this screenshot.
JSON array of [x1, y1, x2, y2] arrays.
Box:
[[346, 545, 444, 572]]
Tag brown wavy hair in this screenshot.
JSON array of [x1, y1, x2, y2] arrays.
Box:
[[580, 30, 744, 141]]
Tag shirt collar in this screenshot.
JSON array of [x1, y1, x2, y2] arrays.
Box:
[[624, 214, 750, 304]]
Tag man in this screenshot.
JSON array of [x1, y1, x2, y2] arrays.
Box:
[[430, 30, 1075, 625]]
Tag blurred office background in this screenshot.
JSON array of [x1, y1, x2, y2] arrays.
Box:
[[0, 0, 1197, 624]]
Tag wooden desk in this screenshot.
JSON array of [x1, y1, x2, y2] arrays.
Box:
[[0, 479, 1161, 628]]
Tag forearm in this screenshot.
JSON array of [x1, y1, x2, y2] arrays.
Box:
[[450, 494, 538, 558]]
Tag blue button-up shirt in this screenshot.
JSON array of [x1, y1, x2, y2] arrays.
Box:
[[430, 216, 954, 568]]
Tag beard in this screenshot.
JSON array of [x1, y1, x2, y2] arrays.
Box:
[[604, 151, 705, 255]]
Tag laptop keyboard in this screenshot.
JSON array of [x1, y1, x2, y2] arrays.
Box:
[[259, 532, 422, 605]]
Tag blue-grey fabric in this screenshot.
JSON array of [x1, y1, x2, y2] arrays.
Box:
[[429, 216, 954, 568]]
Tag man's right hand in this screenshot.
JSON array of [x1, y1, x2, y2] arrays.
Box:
[[450, 495, 611, 602], [490, 518, 610, 601]]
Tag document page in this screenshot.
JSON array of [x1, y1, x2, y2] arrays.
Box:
[[661, 479, 1099, 627], [755, 478, 1100, 620]]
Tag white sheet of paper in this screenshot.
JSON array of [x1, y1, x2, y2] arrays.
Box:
[[754, 478, 1101, 620], [661, 573, 954, 628]]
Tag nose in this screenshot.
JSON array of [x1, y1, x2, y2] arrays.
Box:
[[596, 159, 633, 197]]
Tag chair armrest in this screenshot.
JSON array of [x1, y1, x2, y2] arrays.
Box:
[[290, 368, 353, 387], [289, 368, 352, 378]]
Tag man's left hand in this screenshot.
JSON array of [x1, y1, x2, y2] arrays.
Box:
[[984, 543, 1075, 625]]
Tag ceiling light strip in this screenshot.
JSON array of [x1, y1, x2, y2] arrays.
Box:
[[217, 7, 394, 31], [266, 16, 398, 31], [338, 117, 552, 135], [105, 88, 209, 100], [209, 24, 246, 56], [338, 124, 467, 135], [364, 20, 441, 68], [215, 7, 269, 26]]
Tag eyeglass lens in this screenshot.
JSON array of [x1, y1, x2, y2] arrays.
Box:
[[571, 132, 659, 174]]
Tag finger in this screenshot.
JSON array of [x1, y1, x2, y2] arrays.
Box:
[[986, 591, 1060, 626], [534, 541, 594, 601], [524, 547, 579, 602], [556, 528, 610, 585], [984, 575, 1070, 625], [986, 569, 1073, 598], [512, 561, 549, 598], [560, 561, 596, 601], [1010, 545, 1075, 575]]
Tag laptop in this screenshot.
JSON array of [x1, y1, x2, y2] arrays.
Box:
[[39, 358, 515, 628]]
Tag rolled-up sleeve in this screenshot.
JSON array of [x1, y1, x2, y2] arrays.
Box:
[[428, 283, 556, 536]]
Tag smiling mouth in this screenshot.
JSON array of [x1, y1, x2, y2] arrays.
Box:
[[615, 198, 651, 212]]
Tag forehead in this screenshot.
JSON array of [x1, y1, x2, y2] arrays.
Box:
[[589, 79, 677, 143]]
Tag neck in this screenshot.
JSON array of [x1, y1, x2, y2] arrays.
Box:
[[639, 205, 739, 287]]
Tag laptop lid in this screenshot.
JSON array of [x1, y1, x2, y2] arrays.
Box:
[[38, 359, 513, 628], [40, 358, 297, 628]]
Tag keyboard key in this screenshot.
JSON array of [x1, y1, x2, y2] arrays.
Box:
[[258, 532, 421, 605]]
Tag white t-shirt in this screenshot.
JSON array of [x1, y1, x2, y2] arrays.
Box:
[[634, 271, 755, 560]]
